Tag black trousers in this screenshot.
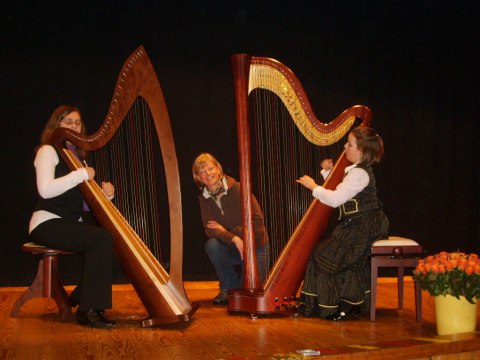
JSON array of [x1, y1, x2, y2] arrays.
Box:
[[29, 217, 113, 310]]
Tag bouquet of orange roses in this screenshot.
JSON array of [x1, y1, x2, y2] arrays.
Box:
[[412, 251, 480, 304]]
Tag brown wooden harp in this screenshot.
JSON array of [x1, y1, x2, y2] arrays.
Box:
[[228, 54, 372, 315], [52, 46, 198, 327]]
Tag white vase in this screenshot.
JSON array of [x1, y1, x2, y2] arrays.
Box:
[[434, 294, 478, 335]]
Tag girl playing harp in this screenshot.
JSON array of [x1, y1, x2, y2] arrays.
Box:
[[296, 126, 389, 320]]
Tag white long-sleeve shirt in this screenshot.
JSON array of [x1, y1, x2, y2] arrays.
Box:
[[29, 145, 88, 233], [312, 164, 369, 208]]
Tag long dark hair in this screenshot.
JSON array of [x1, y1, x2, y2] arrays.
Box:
[[37, 105, 87, 160]]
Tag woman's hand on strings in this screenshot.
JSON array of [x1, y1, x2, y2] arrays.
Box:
[[102, 181, 115, 198], [84, 167, 95, 180]]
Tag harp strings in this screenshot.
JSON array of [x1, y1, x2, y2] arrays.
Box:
[[89, 97, 166, 264], [251, 89, 347, 273]]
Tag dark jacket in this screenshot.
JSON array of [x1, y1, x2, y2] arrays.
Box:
[[198, 175, 268, 247]]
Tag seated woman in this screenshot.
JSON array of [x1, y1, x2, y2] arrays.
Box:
[[29, 105, 116, 328]]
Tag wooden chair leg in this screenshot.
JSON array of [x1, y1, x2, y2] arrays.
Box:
[[370, 258, 379, 321], [397, 266, 405, 309], [10, 257, 46, 317], [47, 255, 72, 322], [10, 254, 71, 322]]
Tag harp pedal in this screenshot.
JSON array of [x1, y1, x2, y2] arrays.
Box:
[[273, 297, 280, 311]]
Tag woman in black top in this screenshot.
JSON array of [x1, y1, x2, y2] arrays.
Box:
[[29, 105, 116, 328]]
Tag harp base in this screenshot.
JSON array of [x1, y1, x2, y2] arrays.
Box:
[[227, 289, 297, 316], [141, 302, 200, 327]]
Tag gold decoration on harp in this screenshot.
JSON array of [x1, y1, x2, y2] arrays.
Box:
[[248, 64, 355, 146]]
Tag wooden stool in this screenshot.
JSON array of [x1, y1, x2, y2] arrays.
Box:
[[370, 236, 423, 321], [10, 242, 74, 322]]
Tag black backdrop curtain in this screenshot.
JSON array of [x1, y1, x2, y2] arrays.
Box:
[[1, 1, 478, 286]]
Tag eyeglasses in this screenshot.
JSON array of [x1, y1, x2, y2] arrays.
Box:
[[60, 118, 82, 126]]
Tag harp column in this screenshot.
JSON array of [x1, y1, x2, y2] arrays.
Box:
[[230, 54, 261, 290]]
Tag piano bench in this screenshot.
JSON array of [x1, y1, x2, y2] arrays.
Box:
[[370, 236, 423, 322]]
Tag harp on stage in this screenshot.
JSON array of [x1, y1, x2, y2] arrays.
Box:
[[52, 46, 198, 327], [228, 54, 372, 315]]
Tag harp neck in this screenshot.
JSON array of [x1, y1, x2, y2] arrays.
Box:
[[53, 46, 169, 151], [233, 55, 372, 145]]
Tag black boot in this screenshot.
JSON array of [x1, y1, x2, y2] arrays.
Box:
[[212, 290, 228, 305], [76, 309, 116, 329], [324, 305, 362, 321]]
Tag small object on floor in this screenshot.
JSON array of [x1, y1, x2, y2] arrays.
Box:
[[296, 349, 321, 356], [325, 305, 362, 321], [76, 309, 116, 329], [212, 290, 228, 305]]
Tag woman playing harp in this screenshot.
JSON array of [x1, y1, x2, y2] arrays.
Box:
[[52, 46, 196, 326], [29, 105, 117, 329], [228, 54, 372, 315]]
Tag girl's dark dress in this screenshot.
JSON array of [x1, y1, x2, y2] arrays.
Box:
[[299, 164, 389, 318]]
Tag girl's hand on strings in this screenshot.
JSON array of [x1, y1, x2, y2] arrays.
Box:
[[321, 158, 333, 171], [296, 175, 318, 191]]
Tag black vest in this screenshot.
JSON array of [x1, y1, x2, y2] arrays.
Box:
[[35, 148, 84, 221], [338, 163, 382, 220]]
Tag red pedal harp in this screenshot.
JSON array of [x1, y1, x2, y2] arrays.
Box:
[[228, 54, 372, 315]]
